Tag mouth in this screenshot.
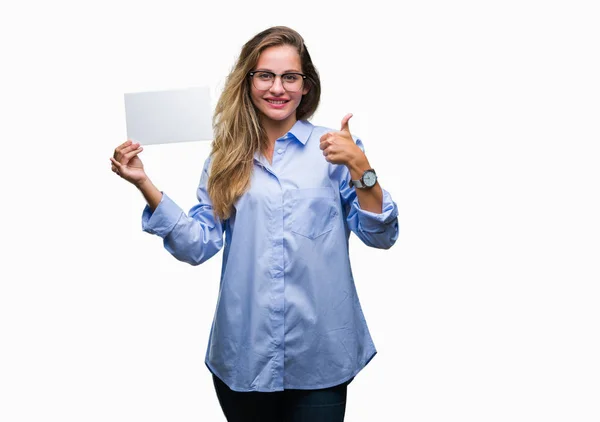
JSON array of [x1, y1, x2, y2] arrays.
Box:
[[265, 99, 289, 105]]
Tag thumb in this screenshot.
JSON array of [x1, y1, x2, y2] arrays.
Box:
[[340, 113, 353, 133]]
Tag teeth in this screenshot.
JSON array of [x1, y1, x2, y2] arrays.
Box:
[[268, 100, 286, 104]]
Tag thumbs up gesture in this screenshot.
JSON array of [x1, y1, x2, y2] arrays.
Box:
[[319, 113, 366, 167]]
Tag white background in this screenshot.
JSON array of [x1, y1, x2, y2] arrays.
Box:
[[1, 0, 599, 421]]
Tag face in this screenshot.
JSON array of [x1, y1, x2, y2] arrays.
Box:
[[249, 44, 309, 128]]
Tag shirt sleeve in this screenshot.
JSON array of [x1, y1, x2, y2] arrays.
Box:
[[141, 156, 224, 265], [338, 138, 399, 249]]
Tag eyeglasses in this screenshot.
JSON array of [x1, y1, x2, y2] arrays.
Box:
[[249, 71, 307, 92]]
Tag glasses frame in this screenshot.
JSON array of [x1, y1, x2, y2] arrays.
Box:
[[248, 71, 307, 92]]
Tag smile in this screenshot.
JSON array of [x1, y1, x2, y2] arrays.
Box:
[[266, 99, 288, 104]]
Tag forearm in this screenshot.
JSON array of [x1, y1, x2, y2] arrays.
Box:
[[137, 178, 162, 211], [346, 155, 383, 214], [343, 187, 399, 250], [141, 192, 224, 266]]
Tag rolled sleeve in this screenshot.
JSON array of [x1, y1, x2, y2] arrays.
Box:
[[340, 176, 399, 249], [354, 188, 398, 233], [334, 136, 399, 249], [142, 193, 184, 238], [139, 155, 224, 266]]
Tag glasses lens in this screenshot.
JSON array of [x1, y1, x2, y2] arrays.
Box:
[[251, 72, 304, 92], [252, 72, 274, 90], [281, 74, 303, 92]]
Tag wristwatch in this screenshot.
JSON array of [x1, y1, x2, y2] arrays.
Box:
[[350, 169, 377, 189]]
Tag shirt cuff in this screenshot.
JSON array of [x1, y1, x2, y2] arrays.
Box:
[[355, 188, 398, 233], [141, 192, 184, 238]]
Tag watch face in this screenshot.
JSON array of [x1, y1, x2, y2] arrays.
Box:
[[363, 170, 377, 187]]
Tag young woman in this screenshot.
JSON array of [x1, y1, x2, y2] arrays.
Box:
[[110, 26, 399, 422]]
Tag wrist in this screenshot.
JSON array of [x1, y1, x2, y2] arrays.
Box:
[[347, 155, 371, 180], [136, 177, 152, 191]]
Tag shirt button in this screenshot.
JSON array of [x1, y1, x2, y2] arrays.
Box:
[[277, 149, 283, 154]]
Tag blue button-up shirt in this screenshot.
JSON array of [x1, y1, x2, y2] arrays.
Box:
[[142, 119, 399, 392]]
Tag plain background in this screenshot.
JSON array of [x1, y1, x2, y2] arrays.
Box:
[[1, 0, 599, 421]]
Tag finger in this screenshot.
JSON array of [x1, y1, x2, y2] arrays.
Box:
[[121, 146, 143, 165], [340, 113, 353, 132], [114, 140, 139, 158], [320, 134, 334, 150], [323, 145, 336, 157], [320, 132, 333, 144], [323, 148, 334, 162], [118, 139, 133, 149], [110, 157, 123, 176], [110, 157, 123, 169], [114, 139, 132, 154], [117, 142, 140, 157]]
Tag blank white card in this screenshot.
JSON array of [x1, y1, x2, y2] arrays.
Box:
[[124, 86, 213, 145]]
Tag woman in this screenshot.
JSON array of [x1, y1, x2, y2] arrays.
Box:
[[110, 26, 398, 422]]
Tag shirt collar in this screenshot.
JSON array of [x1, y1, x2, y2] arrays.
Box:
[[253, 120, 314, 164], [287, 119, 313, 145]]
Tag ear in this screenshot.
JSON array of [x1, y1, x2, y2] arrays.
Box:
[[302, 81, 310, 96]]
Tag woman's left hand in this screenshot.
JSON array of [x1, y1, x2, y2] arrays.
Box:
[[319, 113, 367, 168]]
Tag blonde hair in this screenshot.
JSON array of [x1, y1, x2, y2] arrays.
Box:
[[208, 26, 321, 220]]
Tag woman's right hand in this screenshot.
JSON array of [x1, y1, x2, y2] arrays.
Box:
[[110, 140, 148, 187]]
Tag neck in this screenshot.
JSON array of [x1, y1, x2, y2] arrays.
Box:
[[261, 116, 298, 148]]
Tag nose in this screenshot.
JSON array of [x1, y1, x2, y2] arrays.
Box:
[[269, 75, 285, 94]]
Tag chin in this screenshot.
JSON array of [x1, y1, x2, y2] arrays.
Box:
[[262, 109, 295, 122]]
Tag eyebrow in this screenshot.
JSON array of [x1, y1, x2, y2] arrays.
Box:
[[254, 68, 303, 73]]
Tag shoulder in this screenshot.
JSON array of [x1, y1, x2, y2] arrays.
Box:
[[302, 120, 333, 137], [203, 154, 213, 173], [303, 120, 362, 147]]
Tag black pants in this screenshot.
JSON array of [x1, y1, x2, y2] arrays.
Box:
[[212, 374, 354, 422]]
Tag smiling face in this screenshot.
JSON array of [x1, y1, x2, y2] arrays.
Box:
[[249, 44, 310, 131]]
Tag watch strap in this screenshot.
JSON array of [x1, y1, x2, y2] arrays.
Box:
[[350, 178, 365, 188], [350, 168, 376, 189]]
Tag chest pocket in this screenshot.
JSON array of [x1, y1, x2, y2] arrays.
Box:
[[288, 187, 339, 239]]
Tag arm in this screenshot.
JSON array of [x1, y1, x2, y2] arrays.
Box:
[[346, 153, 383, 214], [141, 157, 224, 265], [110, 141, 224, 264], [338, 140, 399, 249], [321, 114, 399, 249], [137, 178, 162, 211]]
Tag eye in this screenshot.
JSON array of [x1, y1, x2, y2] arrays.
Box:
[[256, 72, 274, 81], [282, 73, 300, 82]]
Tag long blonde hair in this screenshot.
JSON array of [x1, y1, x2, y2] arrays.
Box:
[[208, 26, 321, 220]]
